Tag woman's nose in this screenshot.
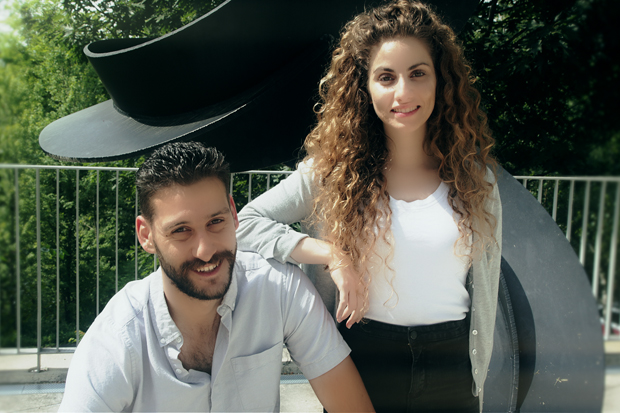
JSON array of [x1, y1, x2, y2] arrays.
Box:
[[394, 77, 412, 102]]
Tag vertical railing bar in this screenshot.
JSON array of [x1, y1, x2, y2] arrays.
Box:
[[552, 180, 559, 221], [135, 186, 138, 280], [267, 173, 271, 191], [592, 182, 606, 297], [75, 170, 80, 345], [579, 181, 591, 265], [522, 178, 528, 188], [603, 183, 620, 340], [96, 171, 100, 315], [0, 173, 1, 348], [567, 180, 575, 241], [14, 169, 21, 352], [248, 173, 253, 203], [56, 169, 60, 350], [36, 169, 42, 371], [115, 171, 119, 293], [537, 179, 543, 204], [229, 174, 234, 196]]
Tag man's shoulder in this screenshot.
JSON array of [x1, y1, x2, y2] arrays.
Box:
[[236, 250, 299, 275], [95, 272, 156, 331], [234, 251, 306, 290]]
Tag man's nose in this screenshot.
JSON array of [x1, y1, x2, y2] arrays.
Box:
[[193, 231, 217, 262]]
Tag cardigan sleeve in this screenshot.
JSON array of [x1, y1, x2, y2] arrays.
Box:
[[237, 161, 317, 265]]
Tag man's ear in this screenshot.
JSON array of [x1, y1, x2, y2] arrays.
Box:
[[136, 215, 156, 254], [229, 194, 239, 230]]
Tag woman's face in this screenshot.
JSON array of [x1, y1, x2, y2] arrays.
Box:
[[367, 36, 436, 139]]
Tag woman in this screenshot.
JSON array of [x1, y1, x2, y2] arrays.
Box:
[[237, 1, 501, 411]]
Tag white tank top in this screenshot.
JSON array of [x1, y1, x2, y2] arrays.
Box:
[[365, 181, 471, 326]]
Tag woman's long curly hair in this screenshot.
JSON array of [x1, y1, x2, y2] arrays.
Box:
[[303, 0, 496, 312]]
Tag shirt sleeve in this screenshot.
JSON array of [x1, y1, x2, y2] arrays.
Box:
[[280, 263, 350, 380], [58, 314, 136, 412], [236, 161, 316, 265]]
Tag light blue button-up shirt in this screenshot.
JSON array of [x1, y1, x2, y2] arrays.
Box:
[[60, 251, 350, 412]]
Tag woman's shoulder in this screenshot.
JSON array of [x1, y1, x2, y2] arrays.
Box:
[[483, 164, 498, 185], [297, 158, 313, 172]]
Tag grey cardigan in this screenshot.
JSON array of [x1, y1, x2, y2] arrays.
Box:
[[236, 161, 502, 409]]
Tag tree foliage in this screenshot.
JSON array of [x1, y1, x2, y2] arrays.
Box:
[[0, 0, 225, 348], [464, 0, 620, 176]]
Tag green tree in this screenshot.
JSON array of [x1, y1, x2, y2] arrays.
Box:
[[0, 0, 224, 348], [464, 0, 620, 176]]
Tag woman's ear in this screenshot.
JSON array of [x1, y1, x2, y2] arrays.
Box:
[[136, 216, 156, 254]]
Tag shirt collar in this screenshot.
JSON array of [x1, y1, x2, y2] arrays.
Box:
[[149, 268, 183, 347], [149, 262, 241, 345], [218, 260, 240, 313]]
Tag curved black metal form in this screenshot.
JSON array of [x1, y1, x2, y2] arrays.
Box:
[[485, 167, 605, 412]]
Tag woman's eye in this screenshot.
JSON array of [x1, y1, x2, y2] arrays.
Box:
[[411, 70, 425, 78], [378, 74, 394, 82]]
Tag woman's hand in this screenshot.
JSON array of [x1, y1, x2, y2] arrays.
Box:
[[328, 254, 365, 328], [290, 238, 365, 327]]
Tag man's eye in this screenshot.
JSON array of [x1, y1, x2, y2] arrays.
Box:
[[172, 227, 189, 234], [210, 218, 224, 226]]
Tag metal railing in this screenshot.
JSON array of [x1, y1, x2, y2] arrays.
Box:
[[0, 164, 618, 374], [514, 175, 620, 340]]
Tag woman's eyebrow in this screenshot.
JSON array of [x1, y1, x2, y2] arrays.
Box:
[[372, 62, 431, 74]]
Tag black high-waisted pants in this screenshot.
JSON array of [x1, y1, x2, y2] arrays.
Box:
[[339, 317, 479, 413]]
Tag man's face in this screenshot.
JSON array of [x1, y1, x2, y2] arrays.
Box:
[[136, 177, 239, 301]]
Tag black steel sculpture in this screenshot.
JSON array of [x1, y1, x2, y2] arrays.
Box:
[[38, 1, 605, 411]]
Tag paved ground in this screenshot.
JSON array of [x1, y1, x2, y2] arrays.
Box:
[[0, 383, 324, 413], [1, 374, 619, 413]]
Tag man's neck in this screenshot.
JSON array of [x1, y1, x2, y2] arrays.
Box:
[[162, 274, 222, 330], [162, 274, 223, 374]]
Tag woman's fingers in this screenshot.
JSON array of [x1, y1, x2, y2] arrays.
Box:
[[344, 293, 362, 328], [336, 291, 350, 323], [331, 267, 364, 326]]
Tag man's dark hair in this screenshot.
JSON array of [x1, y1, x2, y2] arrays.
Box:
[[136, 142, 230, 221]]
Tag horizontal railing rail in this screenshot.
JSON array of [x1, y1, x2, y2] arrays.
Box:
[[0, 164, 617, 375]]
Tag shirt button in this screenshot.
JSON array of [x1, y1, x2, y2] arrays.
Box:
[[472, 330, 478, 335], [472, 349, 477, 355], [160, 338, 165, 344], [175, 369, 182, 374], [472, 307, 476, 312], [409, 331, 418, 340], [176, 337, 182, 343], [474, 369, 478, 374]]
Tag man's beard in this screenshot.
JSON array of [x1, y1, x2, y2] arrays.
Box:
[[155, 243, 236, 301]]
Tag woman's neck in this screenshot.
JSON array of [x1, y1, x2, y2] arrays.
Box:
[[383, 125, 442, 202], [384, 125, 437, 170]]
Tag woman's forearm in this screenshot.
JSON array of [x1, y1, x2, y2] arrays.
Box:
[[290, 237, 333, 265]]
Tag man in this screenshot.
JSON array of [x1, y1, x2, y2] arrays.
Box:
[[59, 142, 373, 412]]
